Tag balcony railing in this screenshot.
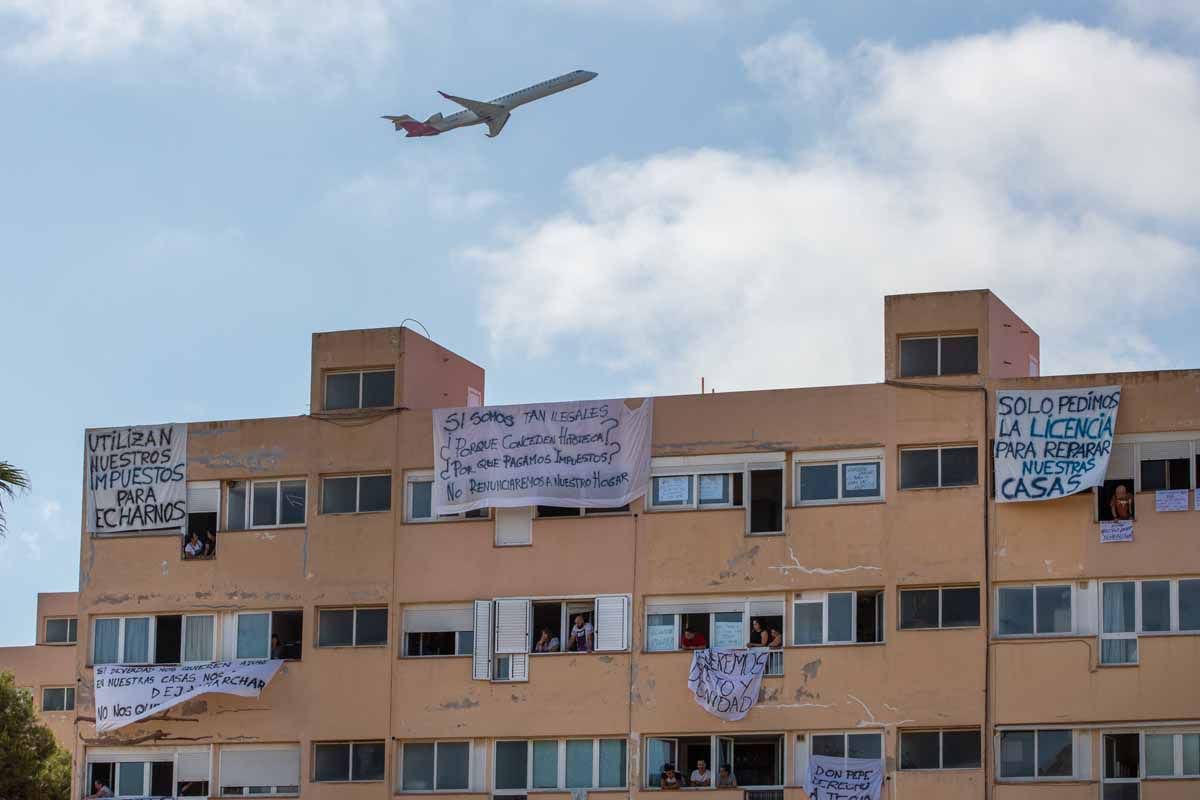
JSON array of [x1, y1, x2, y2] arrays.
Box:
[[765, 649, 784, 676], [745, 789, 784, 800]]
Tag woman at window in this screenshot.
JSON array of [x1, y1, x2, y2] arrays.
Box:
[[767, 626, 783, 648], [534, 627, 560, 653], [748, 619, 769, 647], [660, 763, 682, 790]]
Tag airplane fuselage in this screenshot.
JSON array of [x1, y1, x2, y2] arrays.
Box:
[[384, 69, 597, 138]]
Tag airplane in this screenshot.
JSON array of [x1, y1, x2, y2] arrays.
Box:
[[382, 69, 597, 139]]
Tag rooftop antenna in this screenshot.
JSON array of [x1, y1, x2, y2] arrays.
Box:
[[399, 318, 432, 339]]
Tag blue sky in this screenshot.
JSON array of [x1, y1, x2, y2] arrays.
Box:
[[2, 0, 1199, 645]]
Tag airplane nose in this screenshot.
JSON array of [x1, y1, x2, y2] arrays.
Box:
[[581, 71, 598, 81]]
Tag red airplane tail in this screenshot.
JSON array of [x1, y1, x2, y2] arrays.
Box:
[[381, 115, 440, 137]]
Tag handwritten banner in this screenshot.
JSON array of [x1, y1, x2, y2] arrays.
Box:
[[686, 648, 769, 721], [994, 386, 1121, 503], [803, 756, 883, 800], [433, 399, 652, 514], [1101, 520, 1134, 543], [85, 423, 188, 533], [94, 660, 283, 732]]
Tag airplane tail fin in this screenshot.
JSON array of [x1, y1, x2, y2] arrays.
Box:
[[381, 115, 440, 137], [425, 112, 443, 124]]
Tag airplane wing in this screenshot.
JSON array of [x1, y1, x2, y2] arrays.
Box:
[[485, 111, 511, 138], [438, 91, 506, 120]]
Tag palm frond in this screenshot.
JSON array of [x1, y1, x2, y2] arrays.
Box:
[[0, 461, 31, 536]]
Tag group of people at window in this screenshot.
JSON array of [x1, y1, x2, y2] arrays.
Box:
[[533, 614, 594, 653], [659, 760, 736, 789], [679, 618, 782, 650]]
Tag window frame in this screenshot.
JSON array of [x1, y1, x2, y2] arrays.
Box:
[[401, 605, 474, 658], [898, 334, 979, 378], [312, 740, 387, 783], [899, 585, 981, 630], [320, 473, 392, 515], [227, 478, 308, 530], [317, 606, 389, 648], [899, 444, 979, 490], [91, 613, 216, 666], [397, 740, 473, 792], [44, 616, 78, 645], [645, 453, 786, 536], [495, 737, 629, 793], [898, 728, 982, 771], [1140, 731, 1200, 779], [643, 597, 785, 658], [791, 590, 885, 646], [793, 449, 886, 506], [92, 615, 155, 666], [996, 728, 1077, 782], [1098, 578, 1200, 666], [40, 686, 75, 712], [994, 583, 1077, 639], [324, 368, 396, 411], [235, 609, 303, 661], [404, 471, 490, 523], [806, 731, 884, 773], [534, 504, 632, 518]]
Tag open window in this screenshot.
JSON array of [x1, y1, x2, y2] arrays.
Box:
[[793, 590, 884, 645], [92, 614, 215, 665], [236, 610, 303, 660], [86, 747, 211, 799], [648, 735, 781, 789], [647, 454, 784, 534], [1098, 443, 1136, 521], [183, 481, 218, 560], [473, 596, 628, 680], [403, 605, 474, 657], [531, 599, 596, 653], [645, 597, 784, 662]]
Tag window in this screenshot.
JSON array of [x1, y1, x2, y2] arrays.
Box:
[[403, 605, 473, 657], [899, 335, 978, 377], [400, 741, 471, 791], [1145, 732, 1200, 778], [999, 729, 1073, 779], [472, 596, 628, 681], [647, 454, 784, 534], [645, 598, 784, 653], [997, 585, 1073, 636], [184, 481, 219, 560], [219, 745, 301, 796], [899, 586, 979, 629], [92, 614, 215, 665], [88, 758, 182, 799], [1137, 440, 1192, 492], [314, 742, 386, 782], [900, 446, 978, 489], [325, 369, 395, 410], [794, 450, 884, 505], [45, 617, 77, 644], [227, 479, 306, 529], [318, 607, 388, 647], [1100, 578, 1200, 664], [536, 504, 631, 517], [532, 599, 596, 653], [810, 732, 883, 772], [236, 610, 303, 660], [41, 687, 74, 712], [1103, 733, 1140, 799], [495, 739, 626, 793], [899, 729, 981, 770], [405, 473, 488, 522], [793, 591, 884, 645], [647, 734, 780, 788], [322, 474, 392, 514]]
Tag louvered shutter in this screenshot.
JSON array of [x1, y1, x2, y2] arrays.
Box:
[[219, 746, 300, 788], [405, 606, 473, 633], [187, 481, 220, 513], [495, 507, 533, 546], [177, 750, 211, 782], [508, 653, 529, 682], [594, 595, 629, 651], [472, 600, 493, 681], [494, 598, 531, 654], [1106, 443, 1134, 480]]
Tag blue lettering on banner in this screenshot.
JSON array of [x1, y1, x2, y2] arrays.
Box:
[[994, 387, 1121, 503]]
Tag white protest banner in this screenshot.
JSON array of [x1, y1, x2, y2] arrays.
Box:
[[1155, 489, 1189, 513], [803, 755, 884, 800], [686, 648, 769, 721], [994, 386, 1121, 503], [433, 398, 652, 514], [94, 659, 283, 732], [85, 423, 187, 533], [1101, 520, 1134, 543]]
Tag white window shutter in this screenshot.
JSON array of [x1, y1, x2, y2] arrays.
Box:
[[594, 595, 629, 651], [508, 652, 529, 682], [472, 600, 493, 681], [187, 481, 220, 514], [1076, 582, 1098, 636], [495, 506, 533, 546], [1106, 443, 1134, 480], [494, 598, 531, 654]]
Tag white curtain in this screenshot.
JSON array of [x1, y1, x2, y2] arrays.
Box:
[[184, 616, 214, 662], [123, 618, 150, 663], [94, 619, 120, 664], [1102, 583, 1137, 663]]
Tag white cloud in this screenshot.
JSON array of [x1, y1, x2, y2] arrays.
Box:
[[0, 0, 403, 87], [471, 21, 1200, 394], [741, 28, 841, 103], [327, 153, 507, 223], [1113, 0, 1200, 33], [544, 0, 763, 22]]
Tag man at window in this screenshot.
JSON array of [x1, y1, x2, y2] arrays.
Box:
[[567, 615, 593, 652], [717, 765, 736, 787], [86, 779, 114, 799], [681, 625, 707, 649], [690, 760, 711, 786], [271, 634, 286, 659], [748, 620, 769, 647]]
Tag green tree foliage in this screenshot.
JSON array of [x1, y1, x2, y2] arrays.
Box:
[[0, 461, 31, 536], [0, 672, 71, 800]]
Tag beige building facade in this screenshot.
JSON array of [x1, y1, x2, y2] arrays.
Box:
[[0, 591, 79, 748], [13, 289, 1200, 799]]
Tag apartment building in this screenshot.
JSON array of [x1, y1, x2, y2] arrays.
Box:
[[0, 591, 79, 748], [33, 288, 1200, 799]]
